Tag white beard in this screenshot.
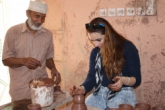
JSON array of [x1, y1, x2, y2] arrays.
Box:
[[27, 18, 42, 31]]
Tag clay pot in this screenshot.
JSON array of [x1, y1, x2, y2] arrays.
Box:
[[135, 103, 151, 110], [27, 103, 41, 110], [73, 94, 85, 104], [133, 108, 144, 110], [119, 104, 133, 110], [108, 108, 120, 110], [71, 94, 87, 110], [152, 106, 165, 110], [72, 103, 87, 110]]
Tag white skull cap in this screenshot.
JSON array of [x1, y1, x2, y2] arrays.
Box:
[[28, 0, 47, 14]]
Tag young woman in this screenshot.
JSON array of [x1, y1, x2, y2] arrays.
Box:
[[70, 17, 141, 110]]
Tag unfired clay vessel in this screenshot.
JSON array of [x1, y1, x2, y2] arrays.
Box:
[[133, 108, 143, 110], [152, 106, 165, 110], [27, 103, 41, 110], [119, 104, 133, 110], [135, 103, 151, 110], [71, 94, 87, 110], [108, 108, 120, 110]]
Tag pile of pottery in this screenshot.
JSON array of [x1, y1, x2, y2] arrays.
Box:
[[108, 103, 165, 110]]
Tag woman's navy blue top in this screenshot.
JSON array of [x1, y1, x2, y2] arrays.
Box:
[[82, 40, 141, 93]]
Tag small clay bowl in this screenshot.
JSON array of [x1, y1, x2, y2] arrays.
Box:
[[152, 106, 165, 110], [134, 108, 144, 110], [135, 103, 151, 110], [119, 104, 133, 110], [27, 103, 41, 110], [109, 108, 120, 110]]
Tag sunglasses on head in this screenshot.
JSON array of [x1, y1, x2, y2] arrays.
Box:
[[85, 23, 105, 29]]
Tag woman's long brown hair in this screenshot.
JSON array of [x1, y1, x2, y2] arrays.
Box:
[[87, 17, 126, 79]]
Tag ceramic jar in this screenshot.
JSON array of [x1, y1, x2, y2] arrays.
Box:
[[27, 103, 41, 110], [135, 103, 151, 110], [108, 108, 120, 110], [119, 104, 133, 110], [152, 106, 165, 110], [71, 94, 87, 110], [133, 108, 144, 110]]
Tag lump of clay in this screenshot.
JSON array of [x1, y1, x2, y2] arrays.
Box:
[[29, 78, 54, 88]]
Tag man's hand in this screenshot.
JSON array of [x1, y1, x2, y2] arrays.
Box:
[[22, 57, 41, 69], [51, 68, 61, 85]]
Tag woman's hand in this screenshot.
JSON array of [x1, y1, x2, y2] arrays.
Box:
[[108, 76, 124, 92], [69, 85, 85, 96]]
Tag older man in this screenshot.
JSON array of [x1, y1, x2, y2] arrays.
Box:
[[2, 0, 61, 102]]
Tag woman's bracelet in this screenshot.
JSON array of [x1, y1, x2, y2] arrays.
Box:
[[125, 77, 130, 85]]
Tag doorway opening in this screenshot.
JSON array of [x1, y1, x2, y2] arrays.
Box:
[[0, 0, 29, 106]]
